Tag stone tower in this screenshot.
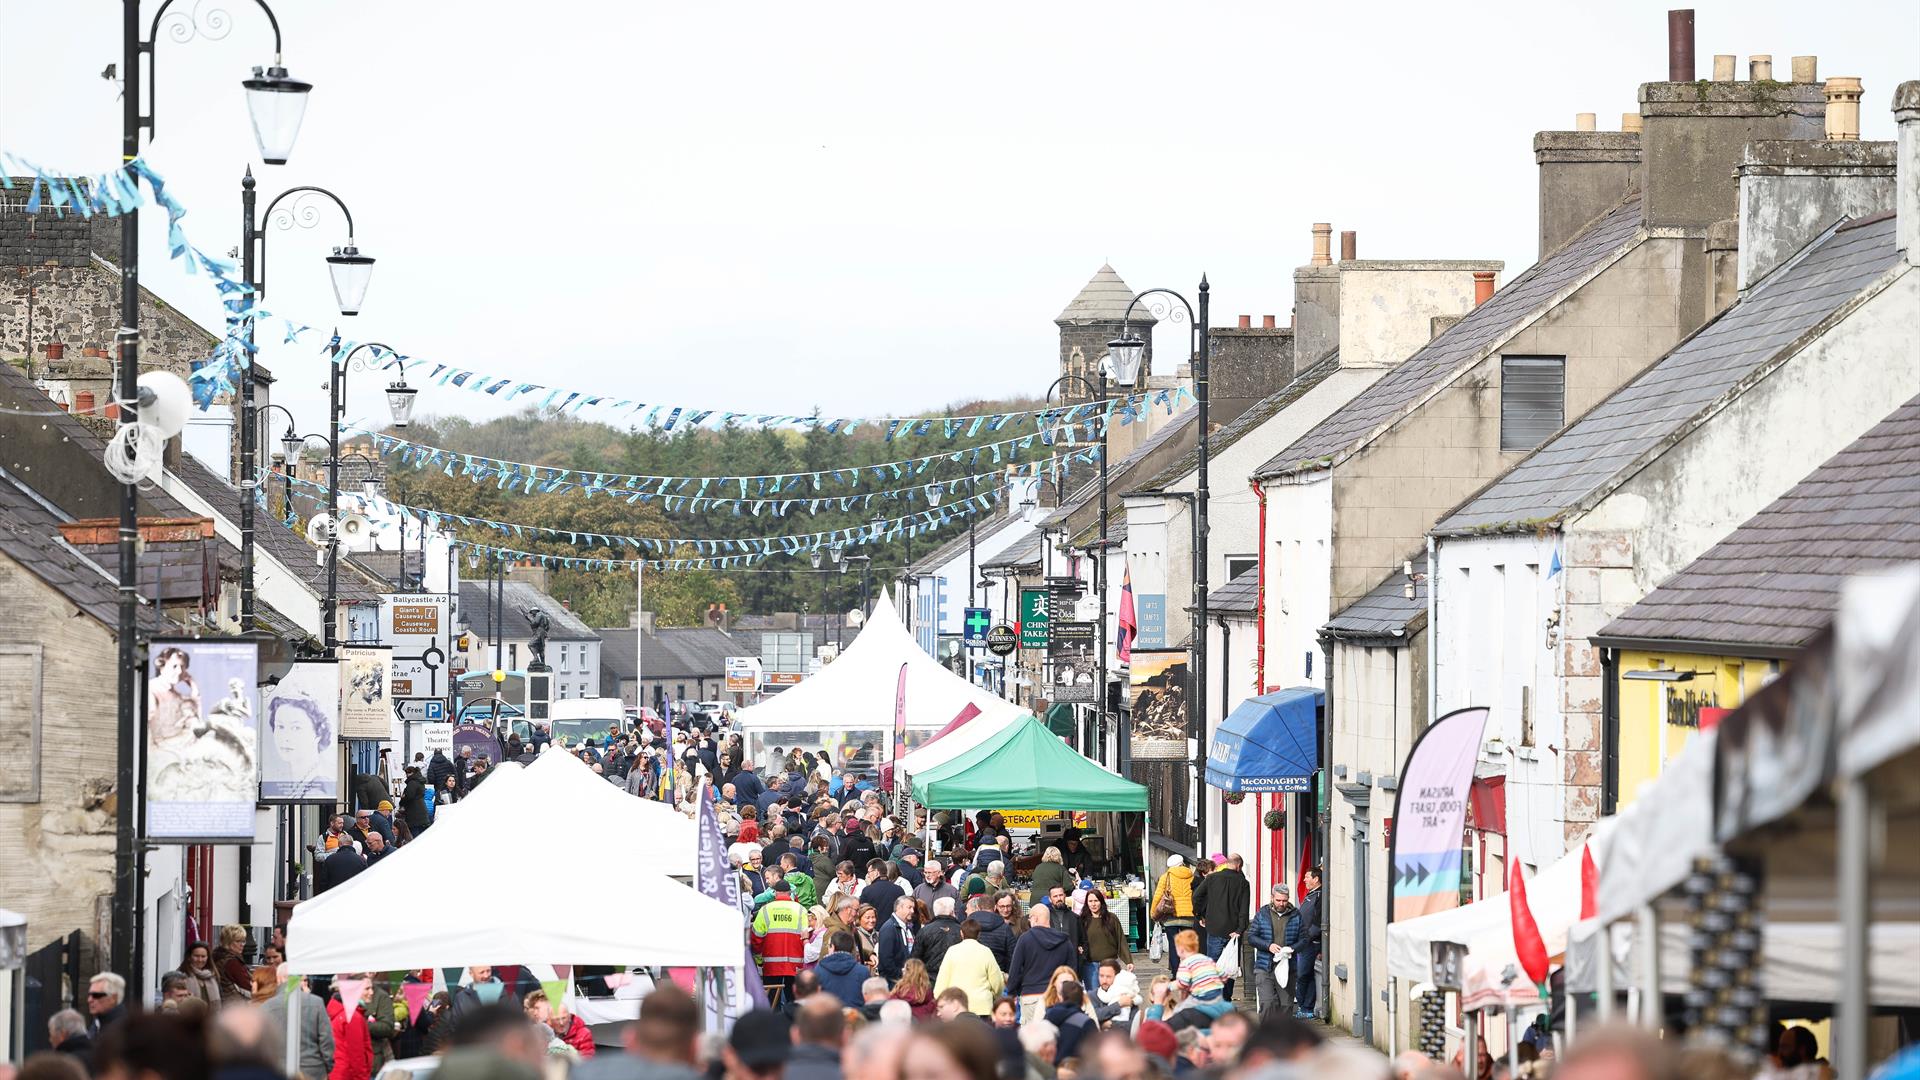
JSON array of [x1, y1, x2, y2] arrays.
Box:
[[1054, 264, 1155, 402]]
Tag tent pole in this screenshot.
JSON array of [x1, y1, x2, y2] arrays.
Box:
[[1636, 904, 1659, 1030], [285, 979, 301, 1077], [1836, 774, 1871, 1080], [1464, 1007, 1478, 1080], [1595, 922, 1613, 1023]]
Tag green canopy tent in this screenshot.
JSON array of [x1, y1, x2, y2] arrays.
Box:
[[910, 715, 1150, 881]]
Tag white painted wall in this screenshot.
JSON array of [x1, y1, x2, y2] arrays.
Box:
[[158, 469, 325, 635], [1431, 531, 1564, 870], [1260, 477, 1333, 692], [1337, 265, 1498, 369]]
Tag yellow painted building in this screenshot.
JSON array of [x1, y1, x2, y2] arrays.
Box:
[[1611, 650, 1783, 807]]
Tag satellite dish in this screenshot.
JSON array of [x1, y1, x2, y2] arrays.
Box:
[[337, 513, 371, 545]]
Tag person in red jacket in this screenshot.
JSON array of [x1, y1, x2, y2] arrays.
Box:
[[750, 882, 809, 1006], [551, 1002, 595, 1058], [327, 978, 375, 1080]]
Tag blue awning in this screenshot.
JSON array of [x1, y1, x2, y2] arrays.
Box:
[[1205, 687, 1323, 793]]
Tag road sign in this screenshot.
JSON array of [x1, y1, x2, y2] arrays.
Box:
[[1019, 587, 1050, 648], [962, 607, 992, 647], [381, 594, 451, 699], [725, 656, 763, 693], [986, 623, 1018, 657], [396, 698, 447, 724]]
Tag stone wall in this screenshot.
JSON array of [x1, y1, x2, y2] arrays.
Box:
[[0, 556, 119, 955]]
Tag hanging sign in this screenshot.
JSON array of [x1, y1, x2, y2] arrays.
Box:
[[1049, 621, 1097, 703], [1128, 650, 1189, 760], [962, 607, 992, 648], [381, 595, 450, 701], [1019, 588, 1051, 648], [262, 662, 344, 803], [725, 656, 763, 694], [145, 638, 261, 842], [338, 646, 394, 740], [985, 624, 1019, 657]]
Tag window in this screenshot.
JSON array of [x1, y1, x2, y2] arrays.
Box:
[[1225, 556, 1257, 582], [558, 643, 570, 672], [508, 643, 518, 669], [1500, 355, 1565, 451]]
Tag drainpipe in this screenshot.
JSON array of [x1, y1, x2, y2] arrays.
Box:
[[1426, 535, 1438, 725], [1218, 614, 1232, 857], [1252, 477, 1269, 694]]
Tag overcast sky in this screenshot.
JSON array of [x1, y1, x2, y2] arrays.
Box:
[[3, 1, 1915, 438]]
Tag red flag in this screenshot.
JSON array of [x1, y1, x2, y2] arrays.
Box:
[[1296, 828, 1315, 897], [1580, 845, 1599, 920], [1510, 860, 1550, 986], [1116, 565, 1138, 663]]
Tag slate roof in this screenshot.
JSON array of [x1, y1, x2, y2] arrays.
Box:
[[346, 550, 426, 590], [171, 454, 382, 604], [983, 529, 1044, 571], [1068, 514, 1128, 550], [1141, 351, 1343, 491], [1255, 196, 1645, 478], [1438, 214, 1904, 533], [1323, 555, 1428, 640], [1056, 264, 1157, 325], [1206, 565, 1259, 614], [458, 579, 600, 641], [1594, 393, 1920, 654], [599, 625, 762, 682], [0, 466, 135, 629], [1047, 405, 1199, 549]]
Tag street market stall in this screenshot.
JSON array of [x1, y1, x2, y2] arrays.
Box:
[[286, 749, 737, 973], [736, 589, 1013, 774], [882, 698, 1025, 792]]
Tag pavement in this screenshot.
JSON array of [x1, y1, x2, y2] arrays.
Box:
[[1129, 943, 1366, 1047]]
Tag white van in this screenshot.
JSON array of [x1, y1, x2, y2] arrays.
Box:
[[549, 697, 627, 746]]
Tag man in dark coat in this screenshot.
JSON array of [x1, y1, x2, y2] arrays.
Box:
[[964, 896, 1015, 972], [875, 897, 917, 983], [909, 897, 966, 981], [399, 768, 430, 833], [733, 761, 766, 806], [1289, 866, 1323, 1020], [1041, 885, 1083, 974], [425, 750, 454, 795], [315, 840, 367, 894], [859, 862, 904, 922], [1195, 854, 1252, 1000]]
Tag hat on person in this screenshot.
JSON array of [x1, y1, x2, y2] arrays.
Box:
[[728, 1008, 792, 1069], [1136, 1020, 1178, 1064], [377, 800, 394, 812], [1167, 854, 1185, 868], [1210, 853, 1228, 866]]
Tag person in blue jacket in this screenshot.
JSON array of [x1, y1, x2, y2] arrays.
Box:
[[1247, 882, 1298, 1016], [815, 931, 872, 1008]]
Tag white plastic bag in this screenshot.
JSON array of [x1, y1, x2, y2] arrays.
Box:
[[1217, 933, 1242, 980], [1276, 945, 1293, 987], [1149, 926, 1166, 962]]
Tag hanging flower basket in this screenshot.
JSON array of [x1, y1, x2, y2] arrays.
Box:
[[1224, 791, 1246, 805], [1263, 808, 1286, 830]]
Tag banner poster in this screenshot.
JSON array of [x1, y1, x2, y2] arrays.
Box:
[[338, 646, 394, 740], [1049, 621, 1097, 703], [262, 662, 343, 803], [1387, 706, 1490, 922], [1128, 650, 1189, 760], [145, 638, 261, 841], [420, 723, 455, 755]]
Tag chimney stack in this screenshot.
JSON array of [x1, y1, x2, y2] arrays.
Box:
[[1792, 56, 1818, 83], [1825, 78, 1864, 140], [1262, 315, 1276, 329], [1667, 9, 1695, 82], [1472, 271, 1496, 307], [1622, 113, 1643, 133], [1310, 223, 1332, 266], [1899, 82, 1920, 268], [1238, 314, 1251, 330], [1575, 113, 1597, 132], [1340, 230, 1357, 261], [1713, 54, 1736, 82], [1749, 55, 1773, 82]]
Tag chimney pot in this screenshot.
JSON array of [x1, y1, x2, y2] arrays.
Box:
[[1792, 56, 1818, 83], [1310, 223, 1332, 266], [46, 342, 64, 360], [1262, 315, 1276, 330], [1238, 314, 1251, 330], [1667, 9, 1696, 82], [1340, 230, 1357, 261], [1824, 77, 1864, 140], [1575, 113, 1597, 132], [1472, 271, 1496, 307], [1713, 54, 1737, 82], [1622, 113, 1644, 133], [1749, 55, 1773, 82]]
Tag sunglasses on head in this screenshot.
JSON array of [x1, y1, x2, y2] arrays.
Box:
[[88, 991, 112, 999]]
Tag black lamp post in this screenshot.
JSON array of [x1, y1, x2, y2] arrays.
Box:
[[239, 180, 376, 635], [111, 0, 313, 986], [845, 553, 872, 623], [1109, 278, 1210, 795], [322, 339, 418, 648], [810, 547, 841, 649]]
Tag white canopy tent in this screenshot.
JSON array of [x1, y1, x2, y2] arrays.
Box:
[[521, 750, 700, 877], [1387, 821, 1611, 992], [736, 588, 1017, 770], [287, 749, 737, 973]]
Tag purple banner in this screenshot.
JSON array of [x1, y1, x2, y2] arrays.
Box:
[[1387, 707, 1489, 923], [696, 785, 766, 1008]]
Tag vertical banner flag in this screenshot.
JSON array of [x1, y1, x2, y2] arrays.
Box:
[[696, 785, 767, 1010], [261, 662, 344, 803], [1387, 706, 1490, 922], [145, 638, 261, 842], [893, 663, 910, 764], [1116, 566, 1138, 663], [337, 646, 394, 740], [1510, 859, 1551, 986]]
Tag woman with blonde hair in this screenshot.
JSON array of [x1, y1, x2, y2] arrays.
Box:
[[1041, 966, 1098, 1021], [210, 925, 254, 1006], [855, 903, 882, 966], [1030, 846, 1071, 899]]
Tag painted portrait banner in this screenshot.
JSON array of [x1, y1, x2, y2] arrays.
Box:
[[262, 662, 343, 803], [146, 638, 260, 841], [338, 646, 394, 740], [1387, 706, 1490, 923], [1128, 650, 1189, 761]]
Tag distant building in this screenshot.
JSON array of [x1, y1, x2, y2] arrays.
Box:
[[457, 574, 601, 698], [598, 616, 766, 708]]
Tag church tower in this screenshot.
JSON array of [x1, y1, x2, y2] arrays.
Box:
[[1054, 264, 1155, 403]]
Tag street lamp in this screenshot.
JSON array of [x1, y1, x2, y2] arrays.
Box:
[[1109, 278, 1211, 817], [238, 177, 377, 636], [322, 339, 416, 648], [845, 553, 873, 624], [811, 547, 840, 648], [112, 0, 312, 985]]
